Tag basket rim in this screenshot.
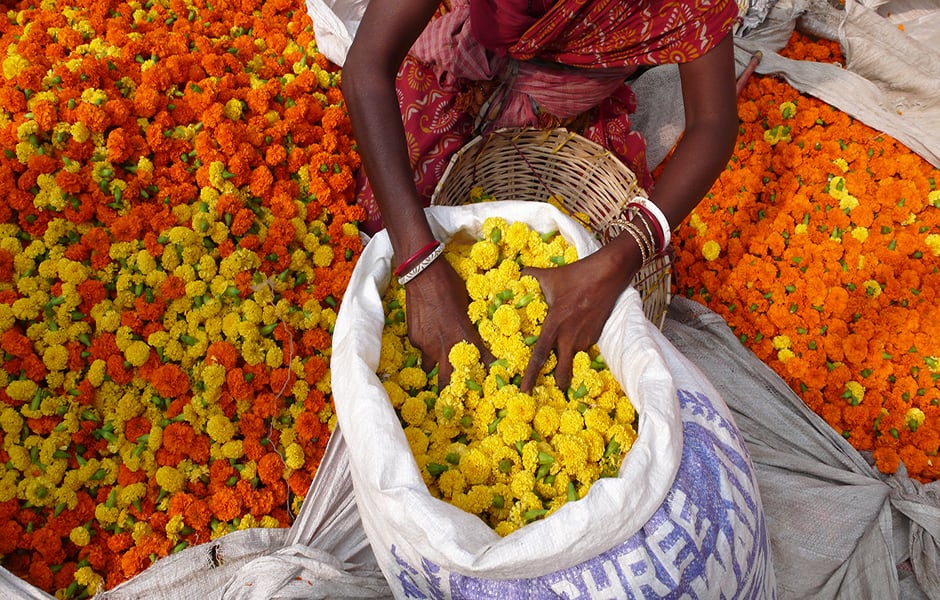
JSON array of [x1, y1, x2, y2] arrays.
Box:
[[429, 126, 673, 327]]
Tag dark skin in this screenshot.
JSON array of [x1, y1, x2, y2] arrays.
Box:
[[343, 0, 739, 392]]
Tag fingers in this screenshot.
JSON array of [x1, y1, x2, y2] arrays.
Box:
[[435, 352, 453, 390], [520, 333, 550, 393]]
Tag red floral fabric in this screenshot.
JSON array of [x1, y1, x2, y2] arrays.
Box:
[[357, 0, 739, 235]]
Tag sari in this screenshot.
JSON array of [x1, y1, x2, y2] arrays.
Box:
[[357, 0, 740, 234]]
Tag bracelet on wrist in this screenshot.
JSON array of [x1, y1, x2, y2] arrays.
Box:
[[397, 242, 445, 286], [626, 196, 671, 249], [394, 240, 440, 277]]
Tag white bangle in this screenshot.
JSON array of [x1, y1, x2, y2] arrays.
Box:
[[627, 196, 671, 249], [397, 242, 444, 286]]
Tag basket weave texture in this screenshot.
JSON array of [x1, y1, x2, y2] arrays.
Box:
[[431, 127, 672, 328]]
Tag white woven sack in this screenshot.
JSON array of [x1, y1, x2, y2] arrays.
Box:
[[332, 201, 774, 598]]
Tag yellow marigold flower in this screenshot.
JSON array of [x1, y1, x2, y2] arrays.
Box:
[[464, 299, 486, 324], [459, 448, 491, 485], [583, 407, 613, 433], [495, 519, 519, 537], [448, 341, 481, 372], [41, 344, 69, 372], [558, 409, 584, 435], [403, 426, 429, 456], [497, 418, 530, 447], [6, 379, 38, 403], [562, 246, 578, 264], [117, 483, 147, 509], [581, 429, 605, 462], [839, 193, 859, 211], [400, 396, 427, 426], [863, 280, 882, 298], [844, 381, 865, 404], [68, 525, 90, 547], [505, 392, 536, 424], [284, 443, 305, 470], [905, 407, 926, 431], [94, 503, 120, 526], [777, 348, 795, 363], [772, 335, 791, 350], [702, 240, 721, 261], [206, 414, 236, 444], [224, 98, 244, 120], [530, 406, 559, 439], [926, 234, 940, 256], [398, 366, 428, 391], [509, 470, 536, 500], [832, 157, 850, 173], [438, 469, 466, 498], [469, 240, 500, 270], [312, 245, 334, 267], [519, 440, 540, 473], [607, 422, 637, 452], [74, 566, 103, 593], [220, 440, 243, 460], [35, 173, 67, 211], [383, 380, 409, 409], [555, 433, 589, 473], [779, 101, 797, 119], [523, 296, 548, 325], [207, 161, 228, 189], [11, 296, 42, 324], [0, 407, 23, 435], [155, 466, 186, 493], [575, 464, 601, 486], [465, 273, 490, 302], [123, 340, 151, 367], [435, 390, 464, 424], [491, 304, 521, 336], [86, 359, 108, 387]]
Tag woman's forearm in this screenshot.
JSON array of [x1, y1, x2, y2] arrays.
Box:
[[342, 1, 441, 260]]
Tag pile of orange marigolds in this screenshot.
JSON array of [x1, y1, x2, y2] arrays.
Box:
[[673, 33, 940, 483], [0, 0, 937, 595]]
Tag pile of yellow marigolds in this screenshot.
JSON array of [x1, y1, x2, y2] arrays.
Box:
[[379, 216, 636, 537], [0, 0, 362, 596]]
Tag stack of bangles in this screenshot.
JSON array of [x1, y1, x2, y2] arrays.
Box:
[[603, 196, 671, 264], [395, 240, 445, 286]]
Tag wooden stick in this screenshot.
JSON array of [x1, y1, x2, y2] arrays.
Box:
[[736, 51, 763, 96]]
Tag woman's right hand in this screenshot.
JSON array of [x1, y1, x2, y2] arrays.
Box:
[[402, 257, 491, 389]]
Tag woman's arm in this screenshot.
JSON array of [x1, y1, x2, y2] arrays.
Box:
[[520, 33, 739, 392], [343, 1, 491, 385]]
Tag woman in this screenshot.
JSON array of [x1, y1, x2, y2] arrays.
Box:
[[341, 0, 740, 393]]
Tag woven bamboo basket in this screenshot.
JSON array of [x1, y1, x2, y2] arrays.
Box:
[[431, 127, 672, 329]]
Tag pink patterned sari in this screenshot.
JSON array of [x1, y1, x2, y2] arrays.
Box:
[[357, 0, 739, 234]]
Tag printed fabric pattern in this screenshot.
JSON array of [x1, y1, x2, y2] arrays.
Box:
[[356, 0, 739, 234]]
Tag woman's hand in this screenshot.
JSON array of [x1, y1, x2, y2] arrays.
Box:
[[520, 239, 640, 393], [403, 258, 492, 389]]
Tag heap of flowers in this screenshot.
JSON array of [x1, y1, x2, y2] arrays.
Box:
[[379, 216, 638, 536], [672, 32, 940, 482], [0, 0, 363, 595]]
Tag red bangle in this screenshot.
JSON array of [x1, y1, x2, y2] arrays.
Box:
[[394, 240, 440, 277]]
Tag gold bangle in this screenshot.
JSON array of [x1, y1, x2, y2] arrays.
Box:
[[606, 218, 653, 264]]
